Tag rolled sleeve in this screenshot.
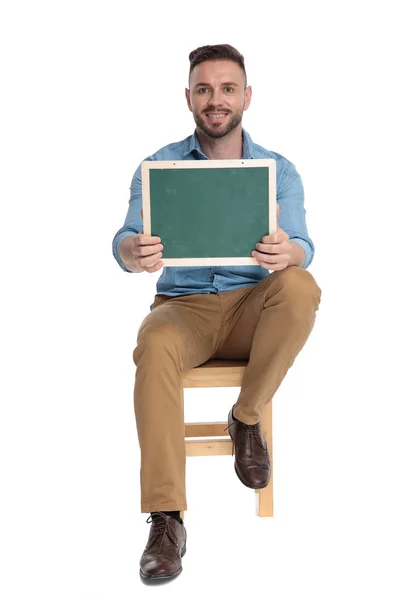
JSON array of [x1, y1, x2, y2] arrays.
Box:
[[277, 160, 315, 269], [289, 237, 314, 269], [112, 229, 140, 272], [112, 162, 144, 272]]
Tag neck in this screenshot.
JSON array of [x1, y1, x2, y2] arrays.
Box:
[[196, 125, 243, 160]]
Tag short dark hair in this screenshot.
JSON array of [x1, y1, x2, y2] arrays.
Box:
[[188, 44, 247, 85]]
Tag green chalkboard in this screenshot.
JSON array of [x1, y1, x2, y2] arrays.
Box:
[[142, 159, 276, 266]]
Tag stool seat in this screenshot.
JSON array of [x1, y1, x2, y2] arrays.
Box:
[[182, 359, 248, 388], [182, 359, 273, 517]]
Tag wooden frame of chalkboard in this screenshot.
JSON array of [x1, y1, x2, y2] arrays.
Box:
[[142, 159, 276, 266]]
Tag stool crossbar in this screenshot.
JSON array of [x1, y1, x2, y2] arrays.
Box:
[[181, 359, 273, 518]]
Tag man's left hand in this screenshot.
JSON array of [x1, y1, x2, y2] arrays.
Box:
[[252, 204, 292, 271]]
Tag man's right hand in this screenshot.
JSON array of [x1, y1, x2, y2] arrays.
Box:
[[118, 234, 164, 273]]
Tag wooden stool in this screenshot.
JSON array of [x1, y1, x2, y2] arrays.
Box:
[[180, 359, 273, 518]]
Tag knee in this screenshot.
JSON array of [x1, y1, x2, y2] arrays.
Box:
[[133, 321, 184, 366], [271, 266, 322, 311]]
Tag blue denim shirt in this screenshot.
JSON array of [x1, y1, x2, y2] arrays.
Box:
[[112, 129, 314, 299]]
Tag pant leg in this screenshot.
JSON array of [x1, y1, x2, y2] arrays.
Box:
[[132, 292, 223, 512], [215, 267, 322, 424]]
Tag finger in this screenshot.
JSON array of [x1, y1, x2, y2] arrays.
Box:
[[261, 233, 280, 244], [252, 250, 280, 264], [138, 252, 163, 268], [261, 229, 288, 244], [252, 250, 290, 265], [137, 234, 162, 246], [255, 242, 287, 254], [144, 260, 164, 273], [136, 244, 164, 258], [276, 203, 280, 222]]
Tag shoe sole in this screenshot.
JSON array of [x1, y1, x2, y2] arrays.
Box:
[[139, 544, 186, 582], [228, 417, 271, 490]]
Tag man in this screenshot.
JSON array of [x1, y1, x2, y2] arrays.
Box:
[[112, 44, 322, 582]]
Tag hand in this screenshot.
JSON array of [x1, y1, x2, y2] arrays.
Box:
[[119, 234, 164, 273], [252, 204, 292, 271]]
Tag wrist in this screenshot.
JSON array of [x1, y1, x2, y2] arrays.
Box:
[[118, 237, 143, 272], [288, 241, 306, 267]]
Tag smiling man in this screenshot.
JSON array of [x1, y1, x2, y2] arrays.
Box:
[[112, 44, 322, 583]]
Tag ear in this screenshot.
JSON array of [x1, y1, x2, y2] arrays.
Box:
[[244, 85, 252, 111], [185, 88, 193, 112]]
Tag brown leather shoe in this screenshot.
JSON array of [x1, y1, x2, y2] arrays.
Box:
[[139, 512, 187, 582], [227, 405, 271, 489]]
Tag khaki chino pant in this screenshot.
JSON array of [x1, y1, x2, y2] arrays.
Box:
[[133, 266, 322, 512]]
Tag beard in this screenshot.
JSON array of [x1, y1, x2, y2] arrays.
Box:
[[193, 107, 244, 139]]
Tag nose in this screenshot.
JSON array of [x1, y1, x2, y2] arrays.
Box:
[[208, 88, 224, 107]]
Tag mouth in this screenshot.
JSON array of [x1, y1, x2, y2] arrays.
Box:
[[204, 111, 229, 123]]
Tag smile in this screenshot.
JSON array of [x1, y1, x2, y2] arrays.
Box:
[[205, 113, 228, 120]]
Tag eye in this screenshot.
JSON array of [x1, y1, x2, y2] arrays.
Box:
[[224, 86, 234, 93], [198, 87, 209, 94]]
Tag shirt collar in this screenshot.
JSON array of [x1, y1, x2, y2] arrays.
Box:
[[183, 131, 205, 158], [183, 128, 255, 159]]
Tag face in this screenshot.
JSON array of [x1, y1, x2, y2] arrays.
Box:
[[185, 60, 252, 139]]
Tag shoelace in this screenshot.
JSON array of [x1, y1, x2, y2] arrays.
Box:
[[225, 420, 266, 456], [145, 512, 178, 552]]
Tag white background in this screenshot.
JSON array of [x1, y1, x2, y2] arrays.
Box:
[[1, 0, 399, 598]]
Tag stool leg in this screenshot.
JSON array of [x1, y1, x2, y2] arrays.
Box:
[[180, 511, 185, 521], [256, 401, 273, 517]]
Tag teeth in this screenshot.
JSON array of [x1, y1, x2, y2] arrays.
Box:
[[208, 113, 226, 118]]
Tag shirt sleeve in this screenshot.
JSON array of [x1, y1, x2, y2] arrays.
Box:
[[277, 161, 315, 269], [112, 162, 144, 272]]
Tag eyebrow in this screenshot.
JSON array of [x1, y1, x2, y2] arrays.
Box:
[[194, 82, 239, 87]]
